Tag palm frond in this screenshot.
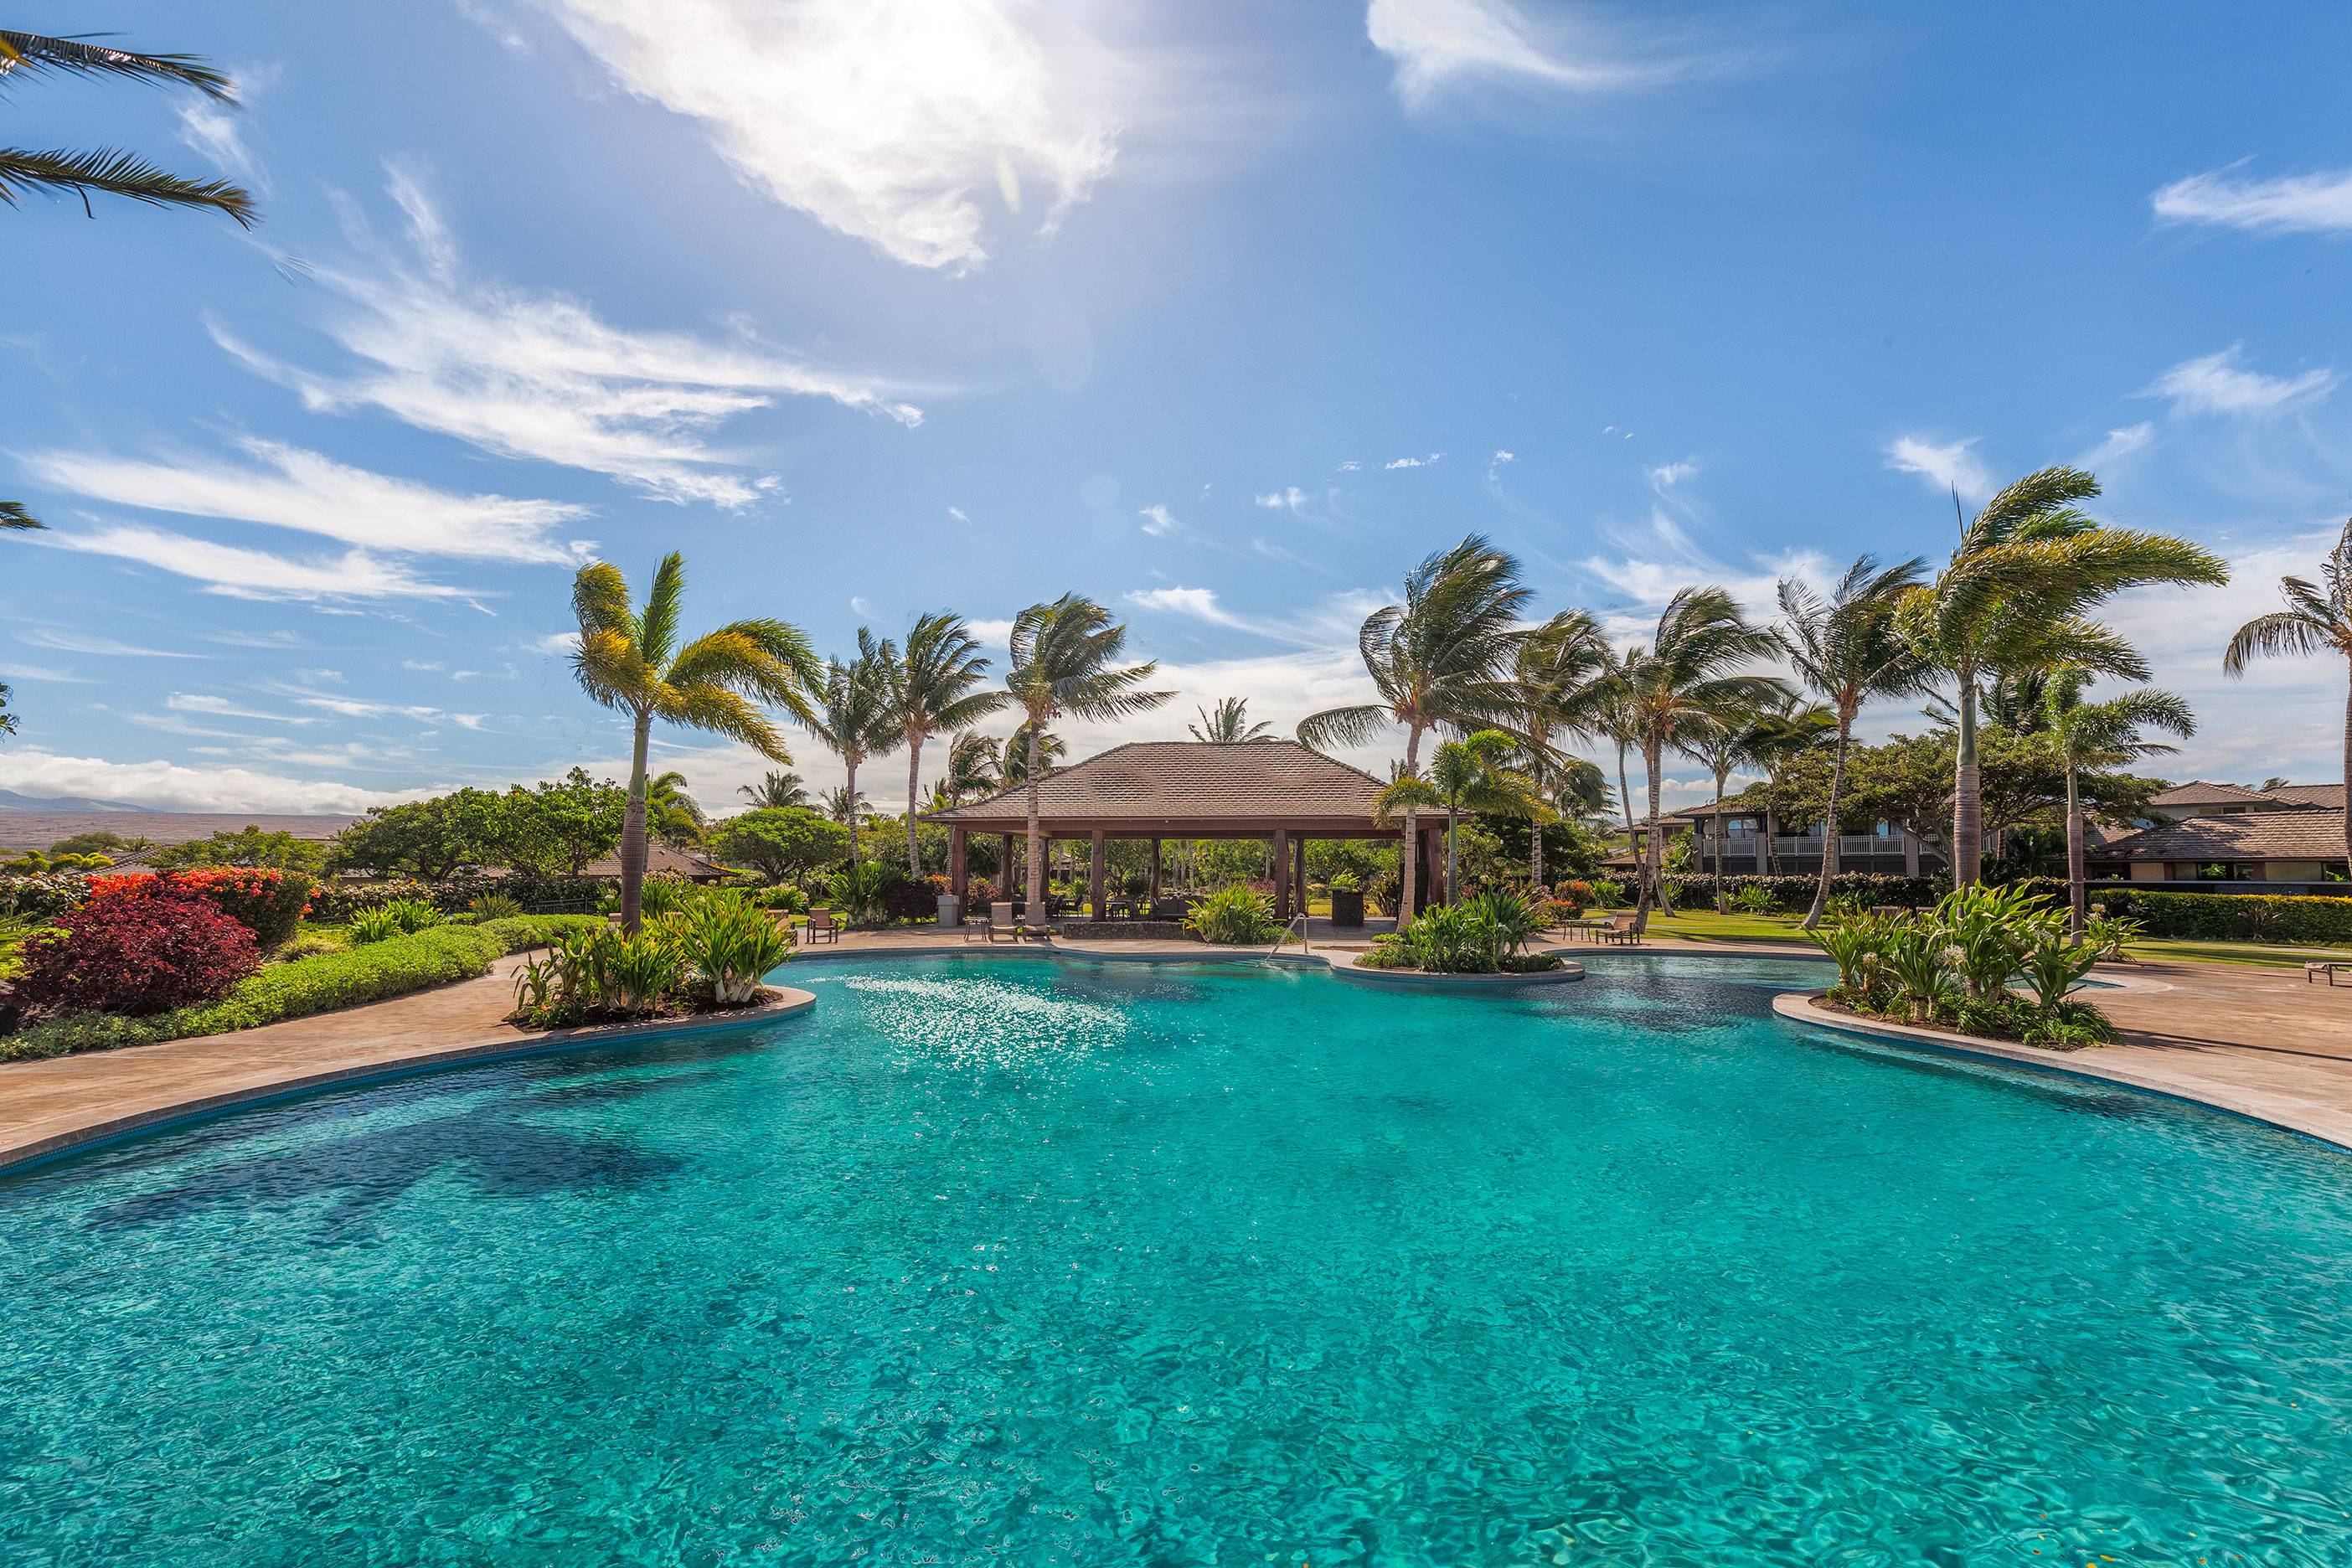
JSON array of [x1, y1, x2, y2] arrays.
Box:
[[0, 500, 41, 530], [1296, 704, 1388, 752], [0, 30, 237, 99], [2224, 610, 2334, 674], [0, 147, 254, 225], [637, 552, 687, 671]]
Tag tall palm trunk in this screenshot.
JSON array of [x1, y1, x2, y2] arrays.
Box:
[[1803, 712, 1854, 930], [1024, 722, 1046, 912], [1633, 740, 1663, 934], [2066, 764, 2086, 937], [843, 757, 862, 868], [1952, 663, 1983, 887], [1398, 721, 1425, 928], [905, 737, 925, 878], [1709, 767, 1730, 915], [1529, 814, 1544, 888], [619, 710, 652, 932]]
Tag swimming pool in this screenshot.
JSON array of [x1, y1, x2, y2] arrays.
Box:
[[5, 954, 2349, 1565]]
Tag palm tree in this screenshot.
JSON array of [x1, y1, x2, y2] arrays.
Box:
[[2, 502, 39, 530], [1509, 610, 1614, 887], [1776, 555, 1931, 926], [1904, 469, 2227, 886], [803, 631, 901, 869], [1675, 695, 1821, 914], [1298, 534, 1531, 924], [1006, 595, 1171, 910], [644, 770, 704, 849], [1002, 722, 1065, 783], [1, 30, 255, 224], [1617, 588, 1787, 933], [822, 784, 870, 828], [1373, 730, 1549, 903], [941, 730, 1002, 802], [877, 613, 1007, 876], [738, 770, 810, 810], [2041, 669, 2194, 933], [2226, 518, 2352, 870], [570, 553, 821, 930], [0, 683, 14, 740], [1189, 697, 1273, 742]]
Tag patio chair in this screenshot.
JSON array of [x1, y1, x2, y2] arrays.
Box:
[[803, 907, 842, 945], [1148, 897, 1189, 921], [1016, 904, 1055, 941], [1596, 912, 1643, 946], [965, 901, 1015, 944]]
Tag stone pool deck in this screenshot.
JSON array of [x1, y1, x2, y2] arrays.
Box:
[[7, 926, 2352, 1170]]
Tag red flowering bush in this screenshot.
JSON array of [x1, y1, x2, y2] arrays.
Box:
[[86, 869, 314, 949], [14, 890, 261, 1016]]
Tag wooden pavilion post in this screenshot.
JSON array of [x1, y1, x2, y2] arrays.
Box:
[[1148, 838, 1163, 899], [948, 828, 968, 900], [1295, 836, 1308, 919], [998, 834, 1014, 901], [1088, 830, 1107, 917], [1272, 828, 1292, 921]]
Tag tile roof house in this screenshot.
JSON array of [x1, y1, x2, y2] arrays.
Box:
[[2093, 810, 2349, 885], [2147, 780, 2345, 819]]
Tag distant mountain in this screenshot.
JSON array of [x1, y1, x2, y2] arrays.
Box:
[[0, 788, 149, 813]]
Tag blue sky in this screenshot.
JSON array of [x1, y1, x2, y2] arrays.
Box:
[[5, 0, 2351, 814]]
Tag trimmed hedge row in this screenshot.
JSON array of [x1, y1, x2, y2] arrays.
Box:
[[2091, 889, 2352, 944], [1658, 873, 1947, 910], [1, 914, 601, 1062], [309, 876, 611, 922]]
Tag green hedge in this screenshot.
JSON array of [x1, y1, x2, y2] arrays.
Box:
[[2093, 889, 2352, 944], [1, 914, 601, 1061]]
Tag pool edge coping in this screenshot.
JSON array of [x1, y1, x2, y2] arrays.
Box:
[[1771, 991, 2352, 1153], [0, 988, 817, 1178]]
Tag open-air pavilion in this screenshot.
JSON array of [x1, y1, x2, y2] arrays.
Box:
[[924, 740, 1442, 921]]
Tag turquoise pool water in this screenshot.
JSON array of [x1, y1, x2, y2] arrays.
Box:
[[5, 954, 2351, 1565]]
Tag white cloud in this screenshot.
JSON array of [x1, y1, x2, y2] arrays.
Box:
[[965, 616, 1017, 648], [947, 506, 971, 524], [282, 690, 446, 721], [1883, 435, 1994, 501], [2078, 421, 2155, 468], [0, 751, 430, 812], [21, 438, 594, 565], [1368, 0, 1696, 110], [1384, 452, 1442, 469], [173, 62, 276, 193], [1492, 449, 1514, 464], [169, 694, 316, 725], [1337, 459, 1362, 472], [44, 524, 472, 602], [2143, 346, 2338, 419], [1137, 503, 1184, 538], [215, 171, 923, 507], [19, 628, 204, 658], [533, 0, 1126, 271], [2153, 162, 2352, 236], [530, 632, 582, 657], [1646, 458, 1695, 487], [849, 596, 873, 616], [1254, 486, 1309, 512]]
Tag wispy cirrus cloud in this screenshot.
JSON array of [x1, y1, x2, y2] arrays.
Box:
[[529, 0, 1127, 271], [214, 168, 925, 508], [19, 628, 205, 659], [2077, 421, 2156, 468], [1367, 0, 1716, 111], [2143, 346, 2338, 419], [20, 438, 594, 565], [1385, 451, 1442, 469], [1883, 435, 1994, 501], [44, 524, 473, 603], [1253, 486, 1309, 512], [2153, 162, 2352, 236], [1137, 503, 1186, 538]]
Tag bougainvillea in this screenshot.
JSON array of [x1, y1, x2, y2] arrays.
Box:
[[13, 891, 261, 1016], [84, 869, 314, 950]]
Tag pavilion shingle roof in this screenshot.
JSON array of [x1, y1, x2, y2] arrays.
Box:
[[2149, 780, 2280, 807], [925, 740, 1388, 826], [2098, 811, 2347, 863]]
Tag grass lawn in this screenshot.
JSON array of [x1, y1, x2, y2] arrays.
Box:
[[1614, 908, 1810, 943], [2129, 937, 2352, 970]]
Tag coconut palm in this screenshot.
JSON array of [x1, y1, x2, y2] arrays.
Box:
[[2226, 518, 2352, 869], [1776, 555, 1932, 926], [1509, 610, 1614, 887], [0, 683, 14, 740], [1617, 588, 1787, 933], [1904, 468, 2227, 886], [1298, 534, 1532, 923], [1005, 595, 1171, 910], [644, 771, 704, 849], [1374, 730, 1549, 904], [1002, 723, 1065, 784], [1, 502, 39, 530], [570, 553, 821, 930], [1189, 697, 1273, 742], [738, 770, 810, 810], [1, 30, 255, 225], [823, 784, 870, 828], [2041, 670, 2194, 933], [937, 730, 1002, 802], [877, 612, 1008, 876], [803, 631, 902, 869], [1675, 694, 1824, 914]]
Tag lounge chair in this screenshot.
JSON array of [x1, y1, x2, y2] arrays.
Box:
[[1148, 897, 1189, 921], [1015, 904, 1055, 941], [1596, 912, 1643, 946], [804, 907, 842, 945], [965, 901, 1015, 943], [2304, 960, 2352, 986]]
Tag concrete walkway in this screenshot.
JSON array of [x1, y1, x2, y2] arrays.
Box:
[[7, 927, 2352, 1173]]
